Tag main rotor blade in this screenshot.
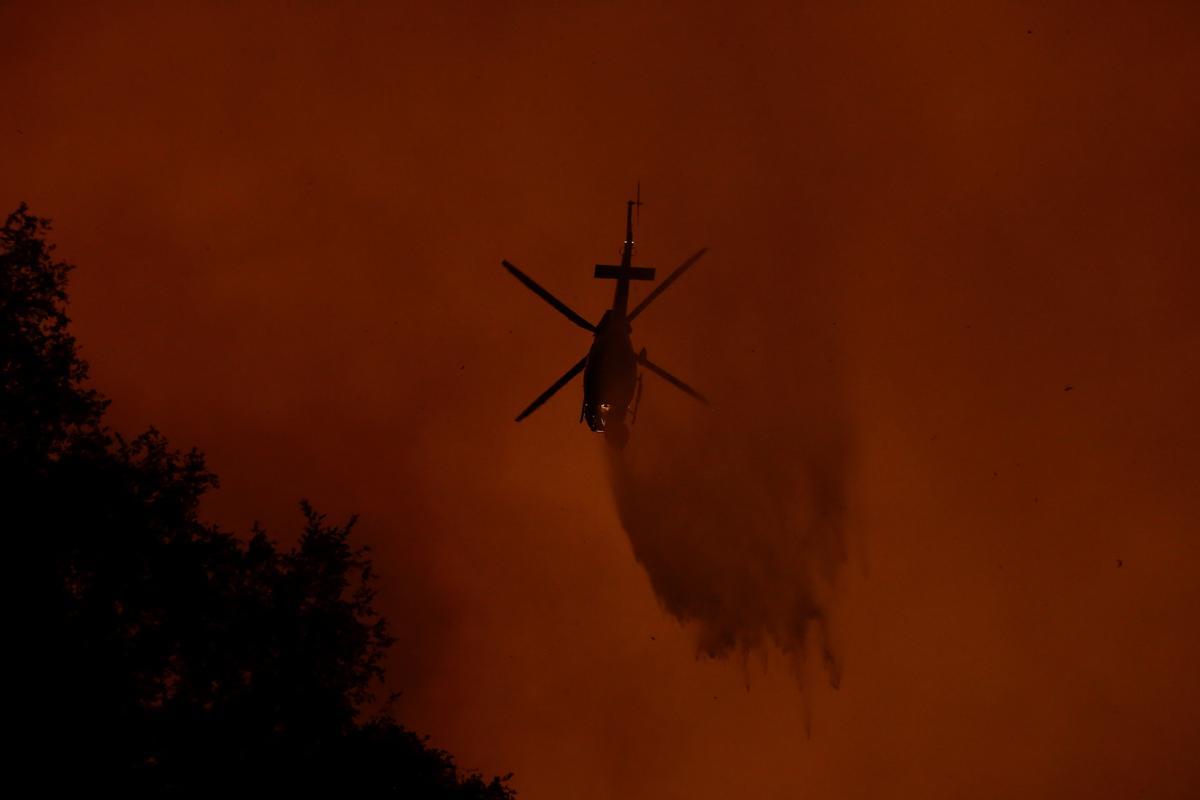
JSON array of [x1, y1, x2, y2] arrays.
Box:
[[502, 260, 596, 332], [515, 355, 589, 422], [637, 350, 711, 407], [627, 247, 707, 322]]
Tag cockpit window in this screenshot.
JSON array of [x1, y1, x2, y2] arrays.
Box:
[[585, 401, 620, 433]]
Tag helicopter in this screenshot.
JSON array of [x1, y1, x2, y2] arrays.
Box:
[[502, 189, 710, 448]]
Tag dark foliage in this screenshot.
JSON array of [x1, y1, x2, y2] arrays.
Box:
[[3, 205, 513, 797]]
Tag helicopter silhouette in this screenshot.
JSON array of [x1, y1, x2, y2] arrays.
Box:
[[502, 189, 710, 448]]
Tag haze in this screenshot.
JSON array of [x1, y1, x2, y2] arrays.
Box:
[[3, 2, 1198, 797]]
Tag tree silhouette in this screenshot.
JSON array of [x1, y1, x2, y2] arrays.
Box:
[[1, 204, 107, 463], [4, 204, 514, 796]]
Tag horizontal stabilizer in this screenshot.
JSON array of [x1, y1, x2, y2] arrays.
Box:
[[594, 265, 656, 281]]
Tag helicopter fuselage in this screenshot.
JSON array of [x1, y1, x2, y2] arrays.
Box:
[[581, 310, 638, 437]]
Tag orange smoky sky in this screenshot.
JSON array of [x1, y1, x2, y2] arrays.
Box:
[[4, 1, 1199, 797]]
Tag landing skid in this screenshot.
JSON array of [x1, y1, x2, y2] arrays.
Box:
[[630, 373, 644, 426]]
